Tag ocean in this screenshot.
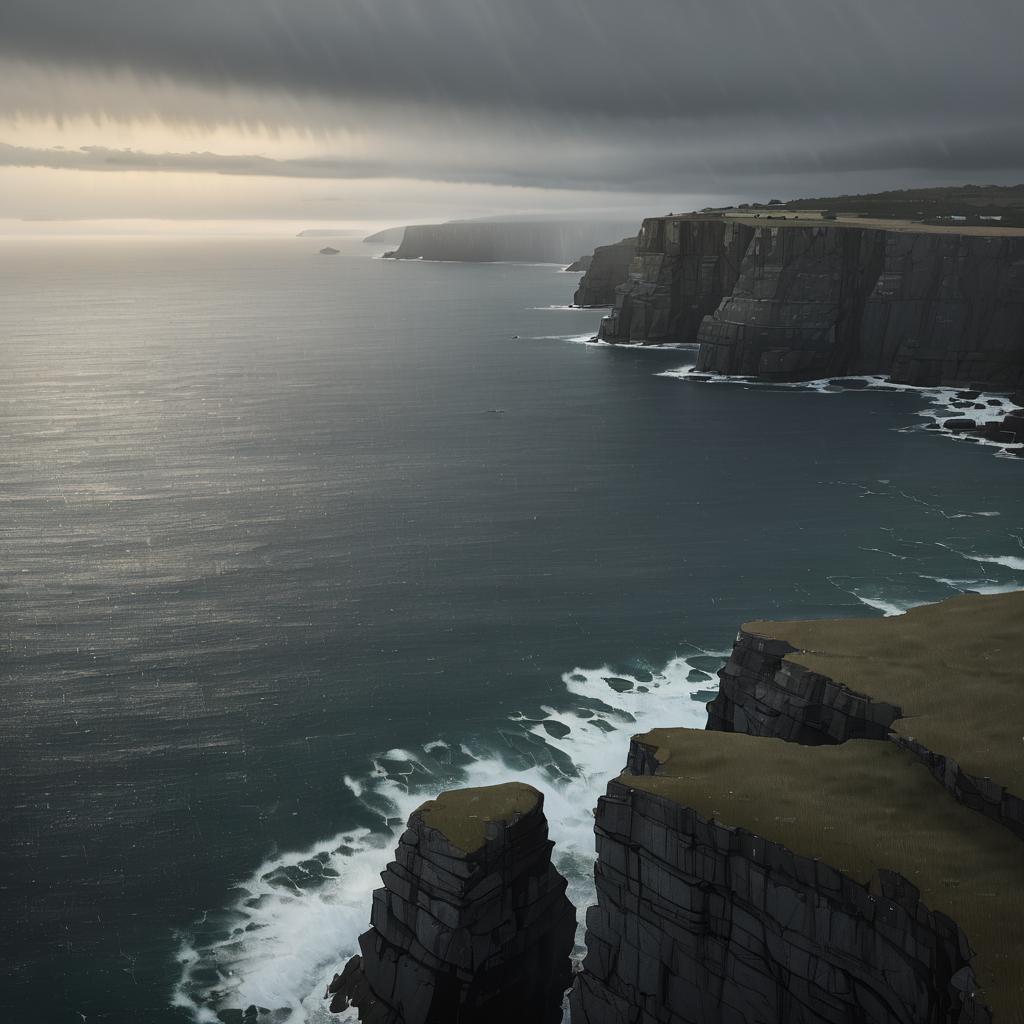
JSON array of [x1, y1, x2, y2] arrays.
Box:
[[1, 236, 1021, 1023]]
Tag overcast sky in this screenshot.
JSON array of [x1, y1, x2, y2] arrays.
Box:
[[2, 0, 1022, 229]]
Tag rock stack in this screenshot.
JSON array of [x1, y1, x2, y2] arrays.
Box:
[[327, 781, 575, 1024]]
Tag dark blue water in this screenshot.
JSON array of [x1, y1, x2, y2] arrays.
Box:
[[1, 237, 1021, 1023]]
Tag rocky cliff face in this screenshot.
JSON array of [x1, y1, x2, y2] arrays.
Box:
[[571, 731, 1011, 1024], [327, 782, 574, 1024], [599, 217, 1024, 387], [706, 628, 900, 744], [600, 219, 754, 344], [572, 592, 1024, 1024], [571, 237, 636, 307]]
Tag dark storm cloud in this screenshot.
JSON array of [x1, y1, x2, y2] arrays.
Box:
[[5, 121, 1024, 195], [2, 0, 1023, 192], [2, 0, 1022, 121]]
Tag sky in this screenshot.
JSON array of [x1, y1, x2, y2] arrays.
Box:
[[2, 0, 1023, 232]]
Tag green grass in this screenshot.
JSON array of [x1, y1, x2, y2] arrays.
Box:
[[627, 729, 1024, 1022], [415, 781, 541, 854], [744, 591, 1024, 793]]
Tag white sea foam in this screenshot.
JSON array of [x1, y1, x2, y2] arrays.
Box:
[[850, 592, 911, 616], [920, 575, 1024, 596], [171, 651, 725, 1023], [657, 369, 1022, 455], [580, 339, 692, 351], [961, 553, 1024, 571], [528, 333, 599, 343]]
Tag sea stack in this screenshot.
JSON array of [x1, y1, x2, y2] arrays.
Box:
[[327, 782, 575, 1024]]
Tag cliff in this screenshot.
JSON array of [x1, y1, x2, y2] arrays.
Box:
[[598, 216, 1024, 388], [383, 220, 637, 264], [327, 782, 574, 1024], [363, 226, 407, 244], [572, 729, 1024, 1024], [571, 237, 637, 307], [708, 591, 1024, 838], [326, 596, 1023, 1024], [573, 591, 1024, 1024]]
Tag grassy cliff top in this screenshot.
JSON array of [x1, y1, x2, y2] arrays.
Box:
[[625, 729, 1024, 1020], [667, 210, 1024, 236], [744, 591, 1024, 794], [415, 781, 541, 854]]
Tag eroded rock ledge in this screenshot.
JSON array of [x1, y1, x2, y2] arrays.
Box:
[[327, 782, 574, 1024], [595, 216, 1024, 389], [710, 592, 1024, 838]]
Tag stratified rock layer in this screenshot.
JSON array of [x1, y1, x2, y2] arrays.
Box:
[[572, 729, 1024, 1024], [707, 591, 1024, 839], [327, 782, 574, 1024], [600, 219, 754, 345], [572, 237, 637, 307], [599, 216, 1024, 387]]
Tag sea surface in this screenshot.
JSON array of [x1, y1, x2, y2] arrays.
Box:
[[1, 236, 1021, 1024]]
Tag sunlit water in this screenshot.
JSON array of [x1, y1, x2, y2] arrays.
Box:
[[1, 237, 1021, 1023]]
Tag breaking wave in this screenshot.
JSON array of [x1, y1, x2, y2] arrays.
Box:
[[171, 651, 726, 1023]]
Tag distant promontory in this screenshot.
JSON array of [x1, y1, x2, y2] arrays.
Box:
[[373, 219, 637, 264]]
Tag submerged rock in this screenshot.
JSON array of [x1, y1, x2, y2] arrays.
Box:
[[319, 247, 340, 255], [327, 782, 574, 1024]]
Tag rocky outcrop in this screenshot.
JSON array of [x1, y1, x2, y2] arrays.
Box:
[[383, 220, 636, 264], [572, 237, 637, 307], [599, 216, 1024, 388], [326, 782, 574, 1024], [571, 730, 1020, 1024], [707, 592, 1024, 840], [705, 628, 900, 744]]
